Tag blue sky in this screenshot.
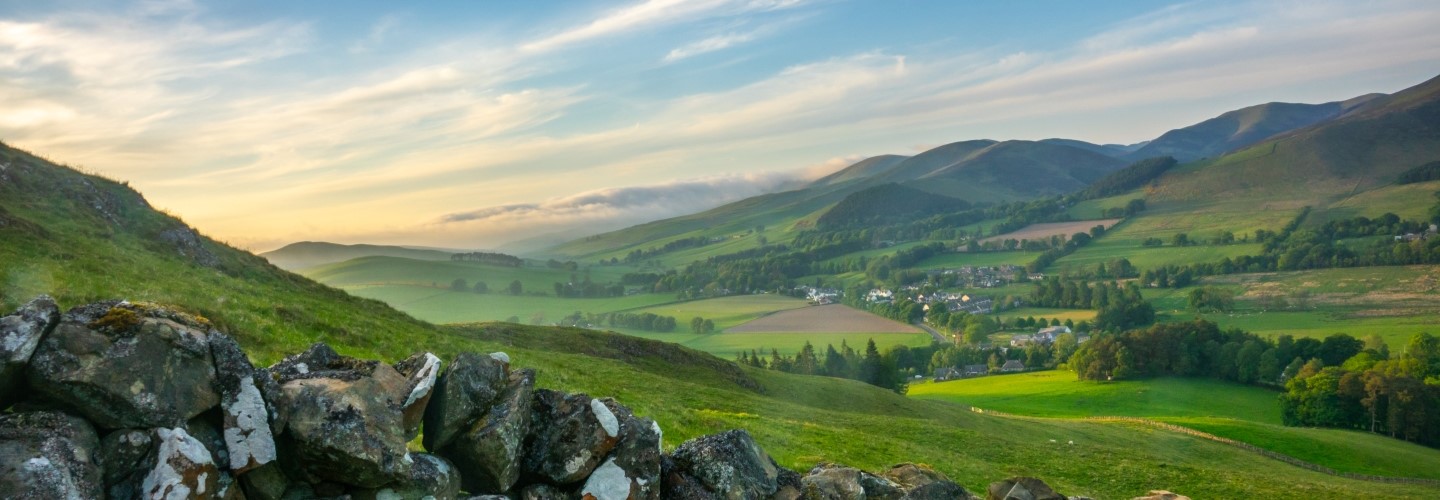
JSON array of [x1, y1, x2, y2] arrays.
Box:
[[2, 0, 1438, 251]]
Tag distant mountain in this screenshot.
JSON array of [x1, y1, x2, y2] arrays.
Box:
[[1150, 76, 1440, 204], [261, 241, 454, 270], [1038, 138, 1130, 158], [1126, 94, 1384, 162], [899, 140, 1128, 200]]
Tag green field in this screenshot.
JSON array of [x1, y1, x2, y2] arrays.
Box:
[[623, 295, 812, 330], [914, 250, 1032, 269], [612, 330, 932, 358], [304, 255, 635, 291], [910, 370, 1280, 423], [342, 283, 678, 324], [908, 370, 1440, 480], [994, 307, 1097, 326]]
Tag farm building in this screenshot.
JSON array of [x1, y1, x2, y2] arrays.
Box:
[[1001, 360, 1026, 372], [934, 367, 960, 381], [964, 364, 988, 377]]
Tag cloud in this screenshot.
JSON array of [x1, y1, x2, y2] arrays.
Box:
[[437, 172, 807, 229], [664, 31, 757, 62], [521, 0, 807, 53]]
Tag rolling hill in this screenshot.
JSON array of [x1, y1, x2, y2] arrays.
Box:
[[10, 142, 1439, 498], [1125, 94, 1384, 162], [261, 241, 457, 270]]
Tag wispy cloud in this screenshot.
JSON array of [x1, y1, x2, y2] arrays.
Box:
[[665, 31, 757, 62], [521, 0, 807, 53]]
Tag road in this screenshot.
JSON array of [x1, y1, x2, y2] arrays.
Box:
[[914, 322, 948, 344]]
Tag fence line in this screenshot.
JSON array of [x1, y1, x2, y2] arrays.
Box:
[[967, 407, 1440, 487]]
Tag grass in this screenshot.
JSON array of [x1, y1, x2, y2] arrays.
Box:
[[914, 251, 1032, 268], [909, 370, 1280, 424], [908, 370, 1440, 480], [621, 295, 813, 330], [993, 307, 1097, 325], [341, 284, 679, 325], [7, 144, 1440, 498], [611, 330, 933, 358], [303, 255, 635, 292]]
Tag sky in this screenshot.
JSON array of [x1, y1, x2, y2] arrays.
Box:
[[2, 0, 1439, 252]]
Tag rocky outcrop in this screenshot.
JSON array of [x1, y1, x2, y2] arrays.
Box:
[[1, 297, 1141, 499]]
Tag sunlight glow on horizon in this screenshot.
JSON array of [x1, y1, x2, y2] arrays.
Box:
[[1, 0, 1438, 252]]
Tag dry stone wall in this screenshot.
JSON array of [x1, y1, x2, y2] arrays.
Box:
[[0, 296, 1120, 499]]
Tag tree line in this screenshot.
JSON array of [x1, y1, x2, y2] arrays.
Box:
[[736, 339, 926, 394], [450, 252, 523, 267], [1028, 278, 1155, 333]]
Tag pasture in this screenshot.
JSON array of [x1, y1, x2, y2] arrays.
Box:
[[977, 219, 1122, 245], [614, 330, 933, 358], [341, 284, 678, 325], [907, 370, 1440, 480], [624, 294, 812, 330], [726, 304, 921, 333]]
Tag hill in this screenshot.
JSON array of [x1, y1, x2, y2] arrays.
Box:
[[1038, 138, 1131, 157], [808, 154, 910, 188], [817, 183, 970, 229], [6, 143, 1439, 497], [1125, 94, 1383, 162], [901, 140, 1127, 199], [260, 241, 456, 270]]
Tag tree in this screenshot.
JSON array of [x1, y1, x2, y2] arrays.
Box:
[[508, 280, 523, 295], [529, 312, 546, 325], [795, 342, 819, 375], [473, 281, 488, 294], [691, 317, 705, 334], [701, 319, 715, 334], [450, 278, 468, 291]]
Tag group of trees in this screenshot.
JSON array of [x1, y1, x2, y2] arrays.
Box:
[[603, 312, 679, 332], [623, 236, 716, 263], [737, 339, 926, 393], [1281, 332, 1440, 446], [1028, 278, 1154, 332], [928, 340, 1072, 374], [451, 252, 523, 267], [689, 316, 716, 334], [553, 279, 625, 298]]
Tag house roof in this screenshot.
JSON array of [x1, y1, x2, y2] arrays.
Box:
[[1001, 360, 1025, 370]]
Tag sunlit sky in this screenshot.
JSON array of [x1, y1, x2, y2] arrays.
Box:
[[3, 0, 1439, 251]]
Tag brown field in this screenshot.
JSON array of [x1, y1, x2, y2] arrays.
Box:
[[726, 304, 921, 333], [978, 219, 1122, 244]]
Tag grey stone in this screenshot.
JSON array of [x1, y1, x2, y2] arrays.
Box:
[[100, 428, 156, 500], [141, 426, 220, 500], [800, 462, 901, 500], [437, 368, 535, 494], [25, 301, 220, 429], [987, 477, 1064, 500], [211, 331, 277, 474], [238, 461, 289, 500], [578, 399, 662, 500], [882, 463, 974, 500], [421, 351, 509, 452], [520, 483, 569, 500], [0, 411, 103, 499], [666, 429, 779, 499], [269, 343, 412, 488], [393, 351, 442, 441], [522, 389, 621, 485], [0, 295, 59, 409], [352, 453, 461, 500]]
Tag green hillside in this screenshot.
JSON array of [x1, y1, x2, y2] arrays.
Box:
[[6, 141, 1439, 497], [1125, 94, 1381, 162], [260, 241, 456, 270]]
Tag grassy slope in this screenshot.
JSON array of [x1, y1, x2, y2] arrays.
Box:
[[908, 370, 1440, 480], [5, 150, 1439, 495], [260, 241, 454, 271]]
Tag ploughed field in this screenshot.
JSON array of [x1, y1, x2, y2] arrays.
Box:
[[975, 219, 1121, 245]]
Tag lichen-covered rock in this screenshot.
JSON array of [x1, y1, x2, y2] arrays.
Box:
[[0, 295, 59, 408], [352, 453, 461, 500], [666, 429, 779, 499], [210, 331, 276, 474], [0, 411, 103, 499], [185, 414, 243, 499], [660, 455, 717, 500], [771, 466, 803, 500], [1132, 491, 1190, 500], [237, 461, 289, 500], [438, 368, 535, 494], [882, 463, 974, 500], [268, 343, 412, 488], [520, 483, 568, 500], [579, 398, 662, 500], [141, 426, 220, 500], [523, 389, 622, 486], [101, 428, 157, 500], [25, 301, 220, 429], [394, 352, 442, 441], [987, 477, 1065, 500], [422, 351, 510, 452], [800, 462, 902, 500]]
